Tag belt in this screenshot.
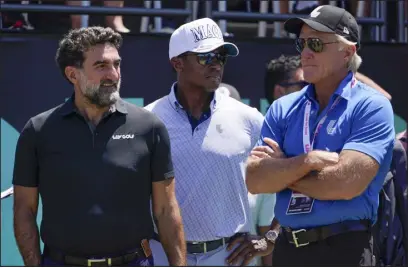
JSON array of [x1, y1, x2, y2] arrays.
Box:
[[45, 247, 146, 266], [153, 232, 247, 254], [186, 233, 247, 254], [281, 220, 371, 248]]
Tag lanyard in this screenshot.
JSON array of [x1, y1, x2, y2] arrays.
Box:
[[303, 95, 342, 153], [302, 76, 356, 153]]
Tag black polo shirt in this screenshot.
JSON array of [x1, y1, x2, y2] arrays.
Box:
[[12, 97, 174, 256]]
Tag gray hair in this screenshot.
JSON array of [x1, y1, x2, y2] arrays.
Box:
[[336, 35, 362, 73]]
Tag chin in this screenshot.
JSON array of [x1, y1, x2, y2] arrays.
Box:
[[205, 87, 217, 93], [205, 82, 220, 92], [304, 73, 319, 84]]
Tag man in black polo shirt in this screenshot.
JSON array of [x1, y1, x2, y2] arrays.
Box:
[[12, 26, 186, 267]]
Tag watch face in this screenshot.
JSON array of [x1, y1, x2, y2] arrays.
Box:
[[265, 230, 278, 242]]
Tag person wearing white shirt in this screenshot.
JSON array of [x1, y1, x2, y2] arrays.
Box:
[[145, 18, 274, 266]]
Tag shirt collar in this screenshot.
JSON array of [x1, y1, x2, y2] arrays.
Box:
[[168, 82, 221, 112], [60, 93, 128, 116], [305, 71, 355, 101]]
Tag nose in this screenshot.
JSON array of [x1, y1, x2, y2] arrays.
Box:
[[209, 61, 222, 71], [105, 65, 120, 81], [301, 47, 314, 60]]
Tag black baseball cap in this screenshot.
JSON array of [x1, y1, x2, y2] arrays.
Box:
[[284, 5, 360, 48]]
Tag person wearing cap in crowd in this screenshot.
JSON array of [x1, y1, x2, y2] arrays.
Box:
[[145, 18, 274, 266], [246, 5, 395, 266]]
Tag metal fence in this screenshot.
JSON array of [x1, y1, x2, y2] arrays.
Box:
[[0, 1, 407, 42]]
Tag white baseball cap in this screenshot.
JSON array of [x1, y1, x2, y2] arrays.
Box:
[[168, 18, 239, 60]]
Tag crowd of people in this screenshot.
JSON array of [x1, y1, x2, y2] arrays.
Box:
[[3, 3, 408, 268], [1, 0, 407, 42]]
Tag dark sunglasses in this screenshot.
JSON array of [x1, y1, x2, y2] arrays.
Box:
[[295, 38, 338, 53], [183, 52, 228, 66], [278, 81, 309, 88]]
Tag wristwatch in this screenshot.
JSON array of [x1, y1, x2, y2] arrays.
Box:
[[264, 229, 279, 244]]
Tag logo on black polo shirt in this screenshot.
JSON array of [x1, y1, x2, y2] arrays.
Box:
[[112, 134, 135, 140]]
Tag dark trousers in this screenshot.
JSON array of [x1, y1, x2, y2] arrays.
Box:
[[272, 230, 375, 266]]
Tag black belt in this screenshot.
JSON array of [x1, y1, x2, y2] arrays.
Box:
[[281, 220, 371, 248], [153, 232, 247, 254], [45, 247, 146, 266]]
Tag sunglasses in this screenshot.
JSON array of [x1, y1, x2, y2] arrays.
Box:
[[183, 52, 228, 66], [295, 38, 338, 53], [278, 81, 309, 88]]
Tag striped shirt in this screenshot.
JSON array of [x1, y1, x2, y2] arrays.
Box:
[[145, 83, 264, 241]]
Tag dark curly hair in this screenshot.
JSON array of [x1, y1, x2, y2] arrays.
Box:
[[264, 55, 301, 103], [55, 26, 123, 83]]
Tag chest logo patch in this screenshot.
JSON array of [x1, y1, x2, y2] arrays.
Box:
[[326, 120, 337, 135], [112, 134, 134, 140]]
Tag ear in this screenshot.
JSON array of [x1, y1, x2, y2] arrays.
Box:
[[65, 66, 79, 84], [170, 57, 184, 73], [273, 84, 286, 100], [344, 45, 356, 65]]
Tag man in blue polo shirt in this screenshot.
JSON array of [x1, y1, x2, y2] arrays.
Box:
[[246, 5, 395, 266]]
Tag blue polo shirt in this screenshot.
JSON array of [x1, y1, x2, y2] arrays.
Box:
[[259, 72, 395, 229]]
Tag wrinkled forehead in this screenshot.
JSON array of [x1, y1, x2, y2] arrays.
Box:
[[84, 44, 120, 63], [299, 24, 336, 39]]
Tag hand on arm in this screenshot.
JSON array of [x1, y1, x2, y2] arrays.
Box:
[[246, 138, 339, 194], [291, 94, 395, 200], [289, 149, 379, 200], [13, 186, 41, 266], [246, 138, 312, 194], [152, 179, 186, 266], [245, 102, 316, 194]]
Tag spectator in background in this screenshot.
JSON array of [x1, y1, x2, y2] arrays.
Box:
[[264, 55, 306, 104], [292, 1, 321, 14], [373, 134, 408, 266], [397, 130, 407, 151], [217, 83, 241, 101], [67, 1, 129, 33], [265, 55, 391, 106]]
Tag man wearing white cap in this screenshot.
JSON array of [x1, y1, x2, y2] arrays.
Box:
[[145, 18, 274, 266]]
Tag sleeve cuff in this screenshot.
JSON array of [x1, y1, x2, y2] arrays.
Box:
[[342, 142, 383, 165]]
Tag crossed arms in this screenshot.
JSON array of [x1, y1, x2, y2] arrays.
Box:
[[248, 92, 395, 200], [246, 143, 379, 200], [288, 150, 378, 200]]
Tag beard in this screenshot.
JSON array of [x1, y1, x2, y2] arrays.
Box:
[[78, 71, 121, 108]]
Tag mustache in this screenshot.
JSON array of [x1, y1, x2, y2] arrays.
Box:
[[100, 80, 119, 86]]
